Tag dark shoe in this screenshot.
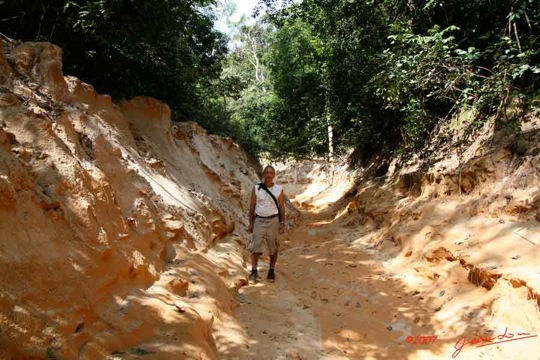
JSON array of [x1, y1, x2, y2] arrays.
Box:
[[249, 269, 258, 283], [267, 269, 275, 282]]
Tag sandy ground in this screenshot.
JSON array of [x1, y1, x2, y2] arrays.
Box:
[[232, 202, 445, 360], [230, 162, 540, 360]]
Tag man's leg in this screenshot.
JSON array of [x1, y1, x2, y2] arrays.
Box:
[[249, 219, 263, 283], [267, 252, 277, 282], [251, 252, 260, 270], [267, 217, 279, 282], [269, 253, 278, 269], [249, 252, 260, 283], [249, 252, 261, 282]]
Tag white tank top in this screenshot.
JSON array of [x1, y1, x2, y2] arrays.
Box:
[[254, 183, 283, 217]]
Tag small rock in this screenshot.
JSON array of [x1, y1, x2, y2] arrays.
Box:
[[286, 350, 303, 360], [425, 247, 456, 263], [512, 255, 520, 260], [387, 326, 392, 331], [129, 348, 151, 355], [74, 322, 84, 334], [236, 294, 251, 304], [234, 277, 248, 288], [218, 268, 229, 277], [510, 278, 526, 288]]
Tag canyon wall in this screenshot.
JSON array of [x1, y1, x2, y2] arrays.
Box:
[[333, 108, 540, 357], [0, 39, 259, 359]]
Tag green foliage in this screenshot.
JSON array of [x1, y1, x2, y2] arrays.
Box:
[[197, 15, 281, 155], [220, 16, 333, 158], [372, 24, 474, 149], [255, 0, 540, 160], [266, 19, 327, 156], [0, 0, 227, 122]]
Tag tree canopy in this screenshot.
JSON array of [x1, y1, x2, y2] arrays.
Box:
[[251, 0, 540, 160]]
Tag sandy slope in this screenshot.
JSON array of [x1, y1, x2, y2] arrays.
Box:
[[0, 38, 264, 359]]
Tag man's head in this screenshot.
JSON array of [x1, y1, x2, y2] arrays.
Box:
[[263, 165, 276, 183]]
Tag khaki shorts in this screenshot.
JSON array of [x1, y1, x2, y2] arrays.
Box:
[[248, 216, 280, 255]]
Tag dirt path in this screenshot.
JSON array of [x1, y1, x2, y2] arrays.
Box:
[[229, 185, 540, 360], [231, 206, 439, 360]]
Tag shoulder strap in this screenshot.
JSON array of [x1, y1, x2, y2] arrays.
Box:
[[257, 183, 282, 222]]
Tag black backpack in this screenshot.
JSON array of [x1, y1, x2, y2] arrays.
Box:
[[257, 183, 282, 222]]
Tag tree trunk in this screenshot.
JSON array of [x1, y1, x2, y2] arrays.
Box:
[[327, 118, 334, 160]]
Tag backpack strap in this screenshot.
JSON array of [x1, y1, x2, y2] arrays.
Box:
[[257, 183, 282, 222]]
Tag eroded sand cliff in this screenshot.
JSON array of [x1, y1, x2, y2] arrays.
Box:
[[0, 38, 262, 359]]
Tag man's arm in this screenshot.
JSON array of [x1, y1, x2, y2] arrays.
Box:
[[248, 187, 256, 232], [278, 190, 286, 233]]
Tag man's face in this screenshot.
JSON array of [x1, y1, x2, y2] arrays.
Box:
[[263, 167, 275, 183]]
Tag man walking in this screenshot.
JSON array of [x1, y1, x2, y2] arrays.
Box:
[[247, 165, 286, 283]]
